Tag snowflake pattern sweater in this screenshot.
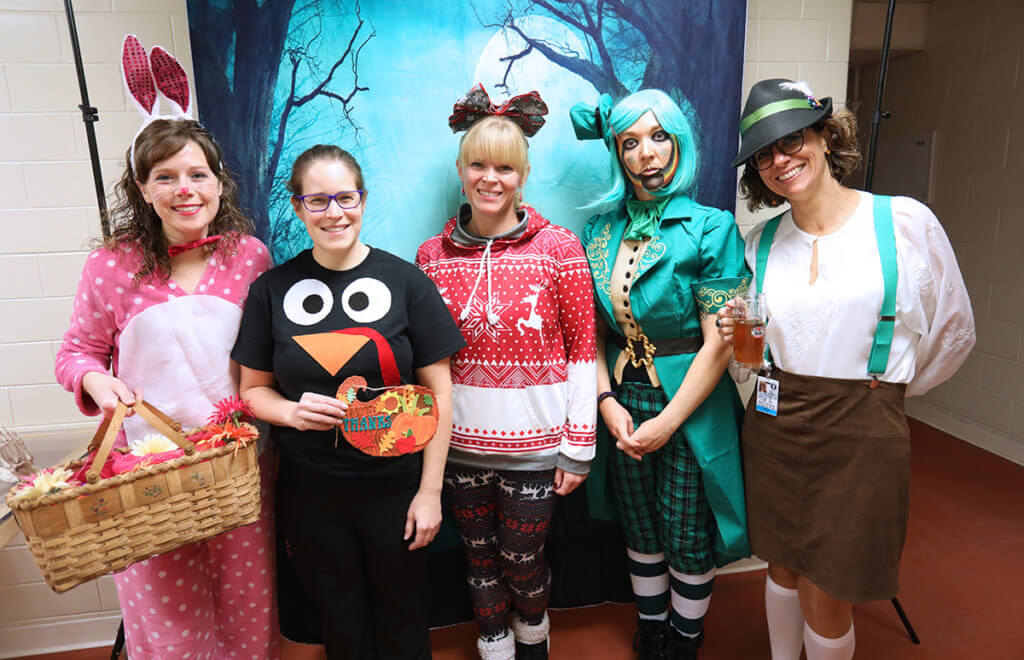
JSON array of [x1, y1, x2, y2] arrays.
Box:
[[416, 205, 597, 473]]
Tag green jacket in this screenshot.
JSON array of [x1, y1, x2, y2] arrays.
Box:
[[581, 194, 752, 566]]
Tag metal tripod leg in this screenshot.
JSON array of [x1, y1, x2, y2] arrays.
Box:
[[110, 619, 125, 659], [891, 597, 920, 644]]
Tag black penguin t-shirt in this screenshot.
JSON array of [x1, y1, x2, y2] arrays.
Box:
[[232, 247, 465, 482]]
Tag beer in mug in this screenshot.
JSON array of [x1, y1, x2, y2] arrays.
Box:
[[733, 292, 767, 369]]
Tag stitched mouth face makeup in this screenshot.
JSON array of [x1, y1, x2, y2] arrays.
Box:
[[616, 110, 679, 194]]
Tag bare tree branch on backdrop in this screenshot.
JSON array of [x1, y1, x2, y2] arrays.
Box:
[[188, 0, 374, 247]]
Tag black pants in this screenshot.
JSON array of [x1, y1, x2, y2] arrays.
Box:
[[277, 460, 430, 660]]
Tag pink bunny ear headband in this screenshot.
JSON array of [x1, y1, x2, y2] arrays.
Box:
[[122, 34, 212, 175]]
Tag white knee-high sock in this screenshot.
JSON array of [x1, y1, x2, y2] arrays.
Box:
[[804, 622, 855, 660], [765, 575, 804, 660]]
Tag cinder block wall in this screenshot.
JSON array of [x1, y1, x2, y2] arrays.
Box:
[[736, 0, 853, 232], [852, 0, 1024, 464], [0, 0, 195, 440], [0, 0, 852, 655], [0, 1, 195, 655]]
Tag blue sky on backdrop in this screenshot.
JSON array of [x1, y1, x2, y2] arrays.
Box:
[[190, 0, 744, 264]]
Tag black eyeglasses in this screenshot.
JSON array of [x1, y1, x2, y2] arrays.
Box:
[[292, 190, 364, 212], [749, 130, 805, 170]]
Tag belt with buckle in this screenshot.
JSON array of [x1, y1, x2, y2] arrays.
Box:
[[610, 332, 703, 368]]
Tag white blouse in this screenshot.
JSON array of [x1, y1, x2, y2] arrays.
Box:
[[744, 191, 975, 397]]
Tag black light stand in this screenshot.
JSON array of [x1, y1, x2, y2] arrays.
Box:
[[863, 0, 896, 193], [860, 0, 921, 645], [61, 11, 126, 660], [64, 0, 110, 239]]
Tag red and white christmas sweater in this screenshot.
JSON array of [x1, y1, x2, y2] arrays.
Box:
[[416, 205, 597, 473]]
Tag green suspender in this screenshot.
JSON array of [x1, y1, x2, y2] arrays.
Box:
[[755, 213, 785, 365], [755, 213, 785, 295], [868, 195, 898, 376], [754, 196, 898, 376]]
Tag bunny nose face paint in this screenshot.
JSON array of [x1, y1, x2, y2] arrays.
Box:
[[137, 140, 223, 245]]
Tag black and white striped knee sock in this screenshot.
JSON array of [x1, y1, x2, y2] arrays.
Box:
[[669, 566, 716, 637], [627, 548, 669, 620]]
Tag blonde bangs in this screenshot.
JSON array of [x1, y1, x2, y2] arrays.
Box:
[[458, 116, 529, 173]]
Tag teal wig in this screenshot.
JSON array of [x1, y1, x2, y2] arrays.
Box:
[[570, 89, 701, 206]]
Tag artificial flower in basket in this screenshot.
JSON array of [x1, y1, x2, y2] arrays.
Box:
[[8, 396, 259, 504], [5, 395, 265, 594], [8, 466, 81, 503]]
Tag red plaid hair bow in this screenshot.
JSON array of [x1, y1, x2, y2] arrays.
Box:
[[448, 84, 548, 137]]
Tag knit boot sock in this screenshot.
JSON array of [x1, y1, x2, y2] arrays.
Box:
[[804, 623, 855, 660], [765, 575, 804, 660], [477, 630, 515, 660], [511, 611, 549, 660]]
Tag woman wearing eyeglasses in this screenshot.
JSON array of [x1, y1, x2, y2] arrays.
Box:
[[717, 79, 975, 660], [232, 144, 465, 659]]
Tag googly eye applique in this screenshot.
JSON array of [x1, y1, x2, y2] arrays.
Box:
[[341, 277, 392, 324], [282, 278, 333, 326]]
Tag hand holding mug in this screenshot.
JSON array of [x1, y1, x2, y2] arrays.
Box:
[[732, 292, 767, 369]]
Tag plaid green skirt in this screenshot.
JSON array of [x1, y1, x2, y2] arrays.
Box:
[[610, 382, 715, 573]]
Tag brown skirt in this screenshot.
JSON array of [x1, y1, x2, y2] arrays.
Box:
[[743, 368, 910, 602]]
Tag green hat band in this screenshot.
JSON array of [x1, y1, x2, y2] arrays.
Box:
[[739, 98, 814, 134]]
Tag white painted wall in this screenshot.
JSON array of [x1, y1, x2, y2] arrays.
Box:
[[0, 1, 195, 655], [0, 0, 853, 655], [851, 0, 1024, 465]]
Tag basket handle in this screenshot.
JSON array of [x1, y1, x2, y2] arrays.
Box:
[[85, 399, 196, 484], [86, 403, 128, 484], [132, 400, 195, 455]]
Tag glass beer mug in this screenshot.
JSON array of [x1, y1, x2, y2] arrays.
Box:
[[733, 292, 767, 370]]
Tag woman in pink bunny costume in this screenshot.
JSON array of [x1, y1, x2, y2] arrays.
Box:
[[54, 36, 277, 659]]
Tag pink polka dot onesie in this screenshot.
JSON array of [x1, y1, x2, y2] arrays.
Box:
[[54, 235, 278, 659]]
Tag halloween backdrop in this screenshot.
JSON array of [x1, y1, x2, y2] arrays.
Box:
[[187, 0, 747, 625], [186, 0, 746, 265]]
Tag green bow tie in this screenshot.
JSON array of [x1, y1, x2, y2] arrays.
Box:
[[624, 198, 669, 241]]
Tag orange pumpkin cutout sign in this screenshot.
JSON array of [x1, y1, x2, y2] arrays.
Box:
[[336, 376, 438, 456]]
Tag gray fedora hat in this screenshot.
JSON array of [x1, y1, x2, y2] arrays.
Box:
[[732, 78, 832, 167]]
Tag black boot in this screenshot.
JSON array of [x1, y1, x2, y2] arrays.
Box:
[[514, 640, 548, 660], [633, 618, 669, 660], [667, 628, 703, 660], [512, 612, 549, 660]]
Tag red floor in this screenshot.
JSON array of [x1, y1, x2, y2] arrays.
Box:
[[17, 419, 1024, 659]]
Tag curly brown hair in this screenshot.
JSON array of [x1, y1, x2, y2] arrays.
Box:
[[738, 107, 862, 212], [104, 119, 253, 282]]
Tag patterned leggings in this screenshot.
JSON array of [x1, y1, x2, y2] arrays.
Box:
[[445, 466, 557, 638]]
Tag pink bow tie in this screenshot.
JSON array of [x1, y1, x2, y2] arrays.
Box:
[[168, 235, 221, 257]]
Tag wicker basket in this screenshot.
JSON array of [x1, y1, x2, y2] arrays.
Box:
[[4, 400, 261, 593]]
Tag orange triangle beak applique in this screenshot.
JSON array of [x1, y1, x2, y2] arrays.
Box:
[[293, 332, 371, 375]]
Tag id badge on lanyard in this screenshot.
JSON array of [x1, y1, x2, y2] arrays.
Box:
[[755, 375, 779, 416]]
